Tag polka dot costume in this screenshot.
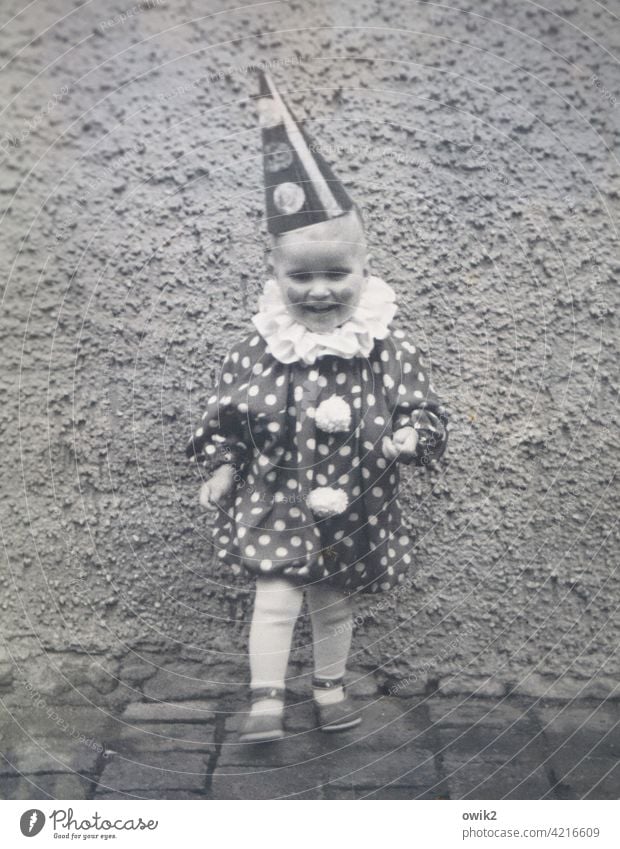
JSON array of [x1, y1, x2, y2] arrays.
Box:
[[186, 330, 449, 594]]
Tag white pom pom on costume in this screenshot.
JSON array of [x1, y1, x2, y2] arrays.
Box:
[[315, 395, 352, 433], [307, 486, 349, 518]]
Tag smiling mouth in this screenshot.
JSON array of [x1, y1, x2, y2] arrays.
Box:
[[302, 303, 339, 313]]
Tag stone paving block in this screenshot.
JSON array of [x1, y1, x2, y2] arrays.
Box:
[[431, 696, 551, 799], [121, 700, 217, 723], [0, 708, 109, 777], [429, 696, 538, 730], [438, 740, 551, 801], [380, 696, 435, 742], [437, 717, 544, 763], [377, 674, 428, 697], [321, 700, 438, 793], [442, 754, 551, 800], [581, 762, 619, 800], [0, 735, 102, 776], [1, 704, 115, 748], [537, 702, 620, 799], [210, 763, 326, 800], [142, 664, 239, 701], [331, 785, 447, 800], [96, 751, 209, 795], [514, 674, 619, 701], [439, 674, 507, 698], [324, 743, 438, 792], [97, 790, 207, 800], [547, 754, 619, 800], [213, 741, 438, 800], [354, 696, 432, 746], [107, 721, 216, 755], [335, 697, 439, 795], [0, 772, 91, 800], [322, 785, 448, 800], [118, 660, 159, 686], [538, 702, 620, 757]]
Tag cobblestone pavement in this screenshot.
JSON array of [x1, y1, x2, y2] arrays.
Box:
[[1, 684, 618, 800]]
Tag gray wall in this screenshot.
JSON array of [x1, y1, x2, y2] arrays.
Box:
[[2, 0, 618, 702]]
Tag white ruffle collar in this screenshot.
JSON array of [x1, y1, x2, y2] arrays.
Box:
[[252, 275, 397, 365]]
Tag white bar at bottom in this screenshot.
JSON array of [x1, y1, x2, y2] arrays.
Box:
[[0, 799, 617, 848]]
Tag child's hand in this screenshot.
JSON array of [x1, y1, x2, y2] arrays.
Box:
[[199, 464, 236, 510], [382, 427, 419, 465]]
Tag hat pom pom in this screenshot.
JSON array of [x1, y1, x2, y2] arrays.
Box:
[[307, 486, 349, 518], [315, 395, 352, 433]]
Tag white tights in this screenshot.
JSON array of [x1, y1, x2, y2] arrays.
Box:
[[248, 577, 354, 690]]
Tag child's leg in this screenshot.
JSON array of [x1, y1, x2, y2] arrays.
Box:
[[248, 576, 304, 715], [306, 581, 354, 705]]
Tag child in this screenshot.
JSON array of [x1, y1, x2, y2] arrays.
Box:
[[186, 72, 449, 742]]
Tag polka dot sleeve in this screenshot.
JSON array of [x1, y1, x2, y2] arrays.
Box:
[[389, 334, 450, 467], [185, 347, 250, 474]]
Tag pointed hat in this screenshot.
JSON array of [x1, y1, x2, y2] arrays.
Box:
[[256, 71, 354, 235]]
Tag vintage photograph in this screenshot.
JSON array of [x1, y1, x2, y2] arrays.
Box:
[[1, 0, 618, 806]]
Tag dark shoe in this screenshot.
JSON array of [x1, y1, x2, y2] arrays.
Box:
[[313, 677, 362, 733], [239, 687, 286, 743]]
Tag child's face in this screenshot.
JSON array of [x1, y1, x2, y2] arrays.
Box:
[[269, 210, 368, 333]]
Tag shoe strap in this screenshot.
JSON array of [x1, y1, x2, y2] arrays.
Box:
[[312, 676, 345, 690], [250, 686, 285, 703]]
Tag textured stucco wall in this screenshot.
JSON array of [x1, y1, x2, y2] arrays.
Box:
[[1, 0, 618, 702]]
